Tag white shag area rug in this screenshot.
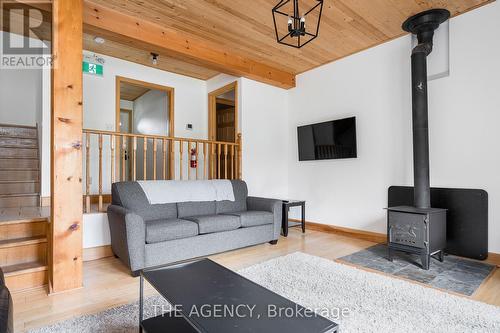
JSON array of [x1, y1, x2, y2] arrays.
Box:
[[29, 252, 500, 333]]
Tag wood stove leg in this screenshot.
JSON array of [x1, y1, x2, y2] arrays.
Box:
[[421, 254, 430, 270], [438, 250, 444, 262]]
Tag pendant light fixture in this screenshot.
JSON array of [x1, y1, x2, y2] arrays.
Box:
[[272, 0, 324, 48]]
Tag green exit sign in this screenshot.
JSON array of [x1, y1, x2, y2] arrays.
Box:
[[83, 61, 103, 76]]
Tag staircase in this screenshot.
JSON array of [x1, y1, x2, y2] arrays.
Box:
[[0, 124, 48, 292]]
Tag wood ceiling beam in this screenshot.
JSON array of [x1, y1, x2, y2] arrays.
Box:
[[82, 1, 296, 89]]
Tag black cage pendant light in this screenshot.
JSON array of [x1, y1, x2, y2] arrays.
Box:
[[272, 0, 324, 48]]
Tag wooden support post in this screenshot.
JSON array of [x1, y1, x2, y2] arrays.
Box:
[[98, 134, 103, 212], [237, 134, 242, 179], [50, 0, 83, 293]]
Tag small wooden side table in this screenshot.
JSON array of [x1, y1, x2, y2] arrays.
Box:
[[282, 200, 306, 237]]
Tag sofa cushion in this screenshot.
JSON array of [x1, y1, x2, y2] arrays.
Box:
[[146, 219, 198, 244], [225, 211, 274, 228], [177, 201, 216, 218], [112, 182, 177, 221], [185, 215, 241, 234], [216, 180, 248, 214]]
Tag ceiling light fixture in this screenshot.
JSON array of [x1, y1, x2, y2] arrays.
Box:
[[272, 0, 323, 48], [93, 36, 105, 44], [151, 53, 159, 65]]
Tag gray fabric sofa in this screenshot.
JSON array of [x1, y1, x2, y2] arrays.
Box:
[[107, 180, 281, 275]]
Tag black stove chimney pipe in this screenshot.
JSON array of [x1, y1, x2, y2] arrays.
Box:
[[402, 9, 450, 209]]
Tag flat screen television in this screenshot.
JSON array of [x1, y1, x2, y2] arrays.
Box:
[[297, 117, 357, 161]]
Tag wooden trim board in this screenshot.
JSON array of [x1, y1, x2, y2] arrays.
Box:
[[83, 245, 113, 262], [298, 220, 387, 244], [300, 220, 500, 266]]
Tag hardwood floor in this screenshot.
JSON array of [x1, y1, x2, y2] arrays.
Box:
[[11, 228, 500, 332]]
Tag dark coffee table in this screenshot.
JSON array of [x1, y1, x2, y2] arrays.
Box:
[[139, 258, 338, 333]]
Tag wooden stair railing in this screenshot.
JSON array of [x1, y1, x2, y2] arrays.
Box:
[[82, 129, 242, 213]]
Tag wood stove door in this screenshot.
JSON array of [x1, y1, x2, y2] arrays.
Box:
[[388, 212, 426, 248]]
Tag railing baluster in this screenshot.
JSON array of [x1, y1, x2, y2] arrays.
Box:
[[188, 141, 192, 180], [224, 144, 228, 179], [133, 137, 137, 181], [217, 143, 221, 179], [204, 142, 208, 180], [237, 134, 242, 179], [195, 142, 199, 180], [143, 137, 148, 180], [153, 138, 157, 180], [179, 140, 184, 180], [162, 138, 167, 180], [211, 143, 215, 180], [169, 139, 175, 180], [98, 134, 103, 212], [121, 136, 126, 181], [111, 135, 115, 185], [85, 133, 90, 213], [231, 144, 235, 180]]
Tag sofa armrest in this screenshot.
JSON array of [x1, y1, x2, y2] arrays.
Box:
[[107, 205, 146, 273], [247, 197, 282, 241]]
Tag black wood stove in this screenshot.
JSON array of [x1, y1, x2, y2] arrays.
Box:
[[387, 9, 450, 270]]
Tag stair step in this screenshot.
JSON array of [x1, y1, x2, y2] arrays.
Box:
[[0, 137, 37, 148], [0, 193, 39, 208], [0, 219, 47, 241], [3, 261, 48, 292], [3, 261, 47, 276], [0, 181, 39, 195], [0, 158, 39, 169], [0, 125, 37, 139], [0, 147, 37, 159], [0, 235, 46, 249], [0, 170, 39, 182]]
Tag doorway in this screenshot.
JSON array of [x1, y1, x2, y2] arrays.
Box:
[[116, 76, 174, 181], [208, 81, 238, 178]]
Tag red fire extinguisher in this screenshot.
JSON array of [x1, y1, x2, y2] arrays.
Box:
[[190, 148, 197, 168]]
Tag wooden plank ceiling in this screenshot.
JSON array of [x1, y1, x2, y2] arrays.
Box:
[[85, 0, 491, 81], [3, 1, 492, 86], [119, 82, 151, 101]]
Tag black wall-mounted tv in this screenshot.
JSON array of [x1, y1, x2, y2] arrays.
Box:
[[297, 117, 357, 161]]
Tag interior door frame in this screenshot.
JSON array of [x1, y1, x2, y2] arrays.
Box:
[[115, 76, 175, 180], [208, 81, 238, 142]]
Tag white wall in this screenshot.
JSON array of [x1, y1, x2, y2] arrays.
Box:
[[83, 51, 208, 193], [288, 2, 500, 253], [0, 33, 43, 127], [133, 89, 169, 179], [207, 74, 289, 199]]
